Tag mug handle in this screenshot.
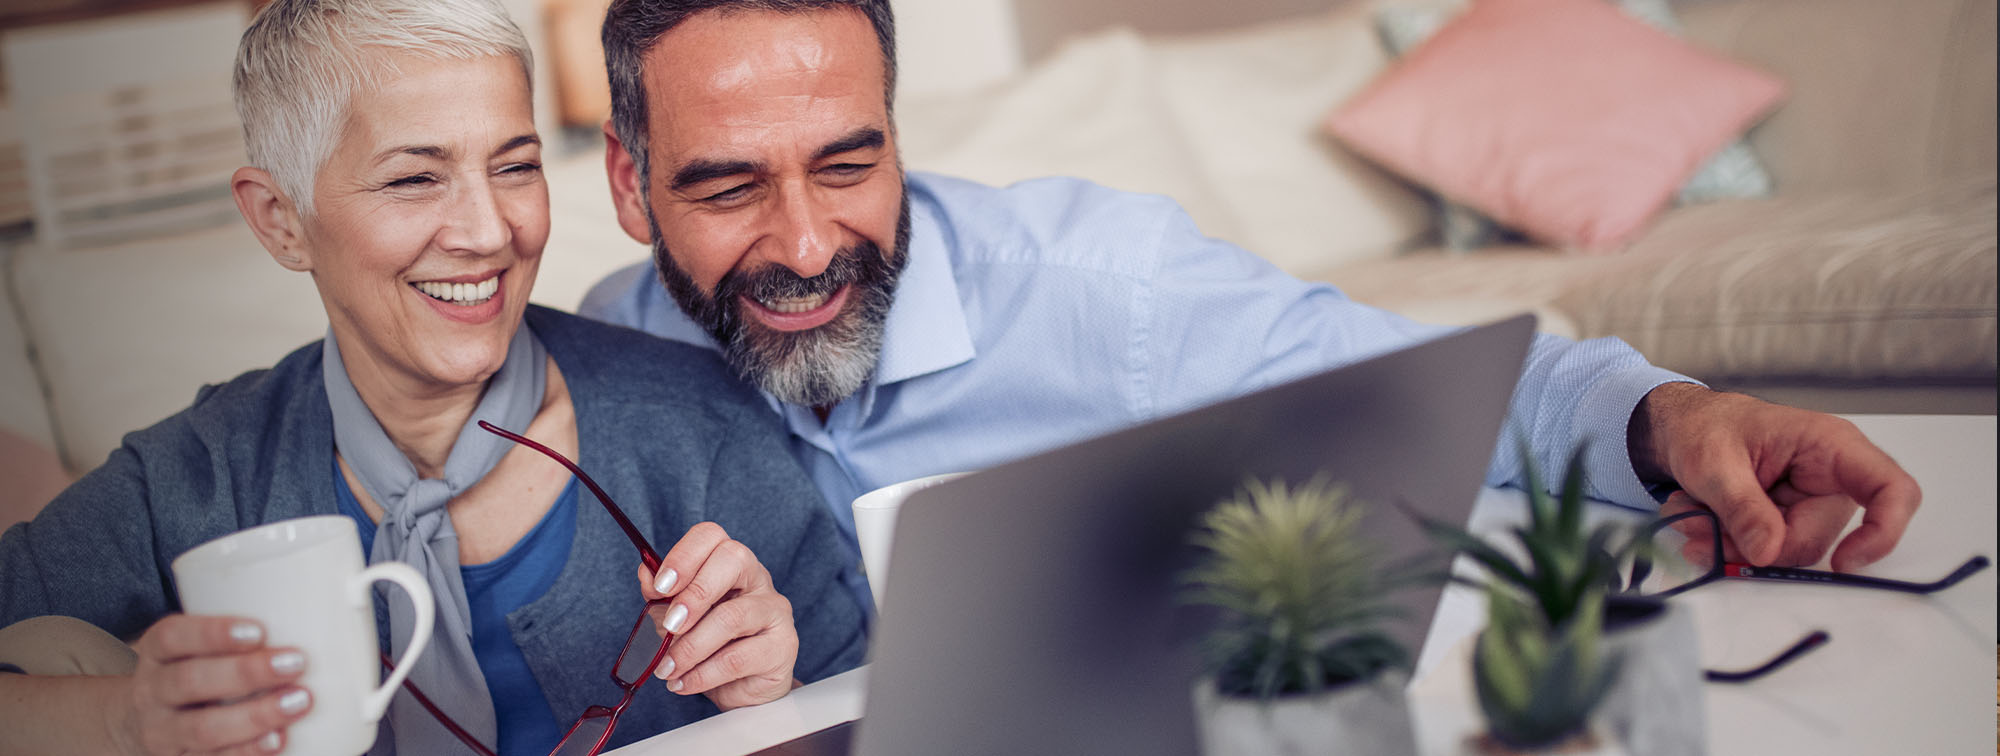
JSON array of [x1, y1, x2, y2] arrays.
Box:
[[351, 562, 434, 722]]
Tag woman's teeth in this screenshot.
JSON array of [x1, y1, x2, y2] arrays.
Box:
[[756, 291, 830, 313], [414, 277, 499, 306]]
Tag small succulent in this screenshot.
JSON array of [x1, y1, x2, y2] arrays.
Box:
[[1412, 442, 1643, 749], [1182, 476, 1409, 700], [1473, 585, 1619, 750], [1414, 441, 1642, 629]]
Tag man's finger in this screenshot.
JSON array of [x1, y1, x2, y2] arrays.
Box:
[[1829, 445, 1922, 572], [1677, 457, 1785, 566], [1772, 490, 1858, 567]]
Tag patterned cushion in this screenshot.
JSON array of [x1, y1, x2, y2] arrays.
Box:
[[1371, 0, 1778, 251]]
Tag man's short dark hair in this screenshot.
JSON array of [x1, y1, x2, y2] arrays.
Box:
[[601, 0, 898, 188]]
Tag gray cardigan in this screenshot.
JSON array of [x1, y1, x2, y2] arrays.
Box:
[[0, 305, 867, 750]]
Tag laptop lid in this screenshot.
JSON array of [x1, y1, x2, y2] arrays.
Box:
[[854, 314, 1538, 756]]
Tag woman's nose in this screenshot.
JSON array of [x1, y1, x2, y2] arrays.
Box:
[[437, 178, 513, 255]]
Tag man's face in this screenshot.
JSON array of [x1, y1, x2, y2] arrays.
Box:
[[612, 6, 908, 407]]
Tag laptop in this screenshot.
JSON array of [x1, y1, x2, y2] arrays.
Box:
[[766, 314, 1537, 756]]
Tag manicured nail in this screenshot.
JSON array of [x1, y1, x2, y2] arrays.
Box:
[[663, 604, 689, 634], [231, 622, 264, 645], [667, 678, 684, 692], [653, 568, 678, 595], [278, 689, 311, 714], [654, 657, 675, 680], [260, 731, 282, 752], [270, 651, 306, 675]]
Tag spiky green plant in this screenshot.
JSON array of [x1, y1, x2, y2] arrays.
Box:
[[1413, 441, 1643, 628], [1473, 586, 1620, 749], [1411, 441, 1644, 748], [1182, 476, 1408, 700]]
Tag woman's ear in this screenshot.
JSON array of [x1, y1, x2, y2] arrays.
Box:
[[230, 166, 313, 271]]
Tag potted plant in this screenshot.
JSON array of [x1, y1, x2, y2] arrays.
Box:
[[1416, 443, 1704, 755], [1182, 475, 1419, 755]]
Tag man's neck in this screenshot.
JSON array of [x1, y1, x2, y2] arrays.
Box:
[[812, 404, 832, 424]]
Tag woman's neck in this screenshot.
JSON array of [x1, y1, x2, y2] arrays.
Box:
[[338, 343, 489, 480]]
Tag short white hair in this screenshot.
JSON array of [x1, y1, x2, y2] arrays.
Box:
[[232, 0, 533, 214]]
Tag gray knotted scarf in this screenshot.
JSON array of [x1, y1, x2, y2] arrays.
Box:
[[323, 324, 546, 756]]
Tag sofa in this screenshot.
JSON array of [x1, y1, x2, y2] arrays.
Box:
[[1, 0, 1993, 526]]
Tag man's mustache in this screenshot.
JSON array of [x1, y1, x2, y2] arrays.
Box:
[[717, 242, 881, 304]]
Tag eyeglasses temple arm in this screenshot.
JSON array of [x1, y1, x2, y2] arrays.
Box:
[[1722, 555, 1990, 594], [1704, 630, 1829, 683], [381, 651, 499, 756], [478, 421, 662, 572]]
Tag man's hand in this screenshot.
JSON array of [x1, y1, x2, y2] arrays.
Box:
[[1628, 383, 1921, 571], [633, 522, 799, 710]]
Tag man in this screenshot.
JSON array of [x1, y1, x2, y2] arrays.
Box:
[[581, 0, 1919, 612]]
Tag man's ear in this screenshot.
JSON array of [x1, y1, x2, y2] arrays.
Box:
[[603, 121, 656, 246], [231, 166, 313, 271]]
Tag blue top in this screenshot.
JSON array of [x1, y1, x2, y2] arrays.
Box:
[[335, 460, 576, 756], [581, 173, 1695, 611], [1, 307, 868, 755]]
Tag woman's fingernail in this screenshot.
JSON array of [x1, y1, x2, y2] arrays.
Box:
[[270, 651, 306, 675], [654, 568, 678, 594], [663, 604, 689, 634], [654, 657, 675, 680], [278, 688, 311, 714], [260, 731, 283, 752], [231, 622, 264, 645], [667, 678, 684, 692]]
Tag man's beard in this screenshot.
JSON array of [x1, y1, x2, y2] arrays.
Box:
[[647, 191, 911, 407]]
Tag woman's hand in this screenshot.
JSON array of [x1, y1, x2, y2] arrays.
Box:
[[117, 615, 313, 755], [634, 522, 799, 710]]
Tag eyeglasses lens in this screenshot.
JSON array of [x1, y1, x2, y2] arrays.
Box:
[[551, 714, 613, 756], [1624, 518, 1719, 597]]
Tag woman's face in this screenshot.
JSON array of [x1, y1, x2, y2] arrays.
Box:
[[303, 53, 547, 392]]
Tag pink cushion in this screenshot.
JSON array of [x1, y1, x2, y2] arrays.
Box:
[[1324, 0, 1786, 250]]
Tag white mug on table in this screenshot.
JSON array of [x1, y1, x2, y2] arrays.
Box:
[[171, 515, 433, 756], [851, 472, 970, 611]]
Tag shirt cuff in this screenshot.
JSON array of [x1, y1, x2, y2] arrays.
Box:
[[1575, 365, 1705, 510]]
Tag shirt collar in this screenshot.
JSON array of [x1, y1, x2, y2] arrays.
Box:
[[870, 193, 974, 386]]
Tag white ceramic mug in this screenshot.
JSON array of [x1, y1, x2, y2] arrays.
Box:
[[851, 472, 969, 611], [171, 516, 433, 756]]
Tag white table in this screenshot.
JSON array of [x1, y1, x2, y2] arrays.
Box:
[[608, 415, 1997, 755]]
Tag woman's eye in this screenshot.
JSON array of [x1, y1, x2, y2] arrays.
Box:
[[384, 173, 437, 189]]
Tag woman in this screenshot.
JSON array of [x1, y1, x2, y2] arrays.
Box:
[[0, 1, 865, 754]]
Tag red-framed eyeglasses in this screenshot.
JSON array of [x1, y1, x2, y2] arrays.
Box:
[[380, 420, 675, 756]]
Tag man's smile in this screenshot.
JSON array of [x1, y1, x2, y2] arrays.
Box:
[[739, 283, 851, 331]]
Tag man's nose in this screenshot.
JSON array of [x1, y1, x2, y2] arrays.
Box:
[[767, 183, 837, 279]]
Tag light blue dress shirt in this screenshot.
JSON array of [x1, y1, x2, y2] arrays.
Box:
[[581, 173, 1692, 607]]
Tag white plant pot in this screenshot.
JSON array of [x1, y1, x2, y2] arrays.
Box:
[[1596, 597, 1706, 756], [1456, 725, 1629, 756], [1190, 670, 1417, 756]]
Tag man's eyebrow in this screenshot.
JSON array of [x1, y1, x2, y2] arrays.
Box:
[[671, 159, 762, 192], [813, 127, 886, 162], [492, 134, 541, 157]]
